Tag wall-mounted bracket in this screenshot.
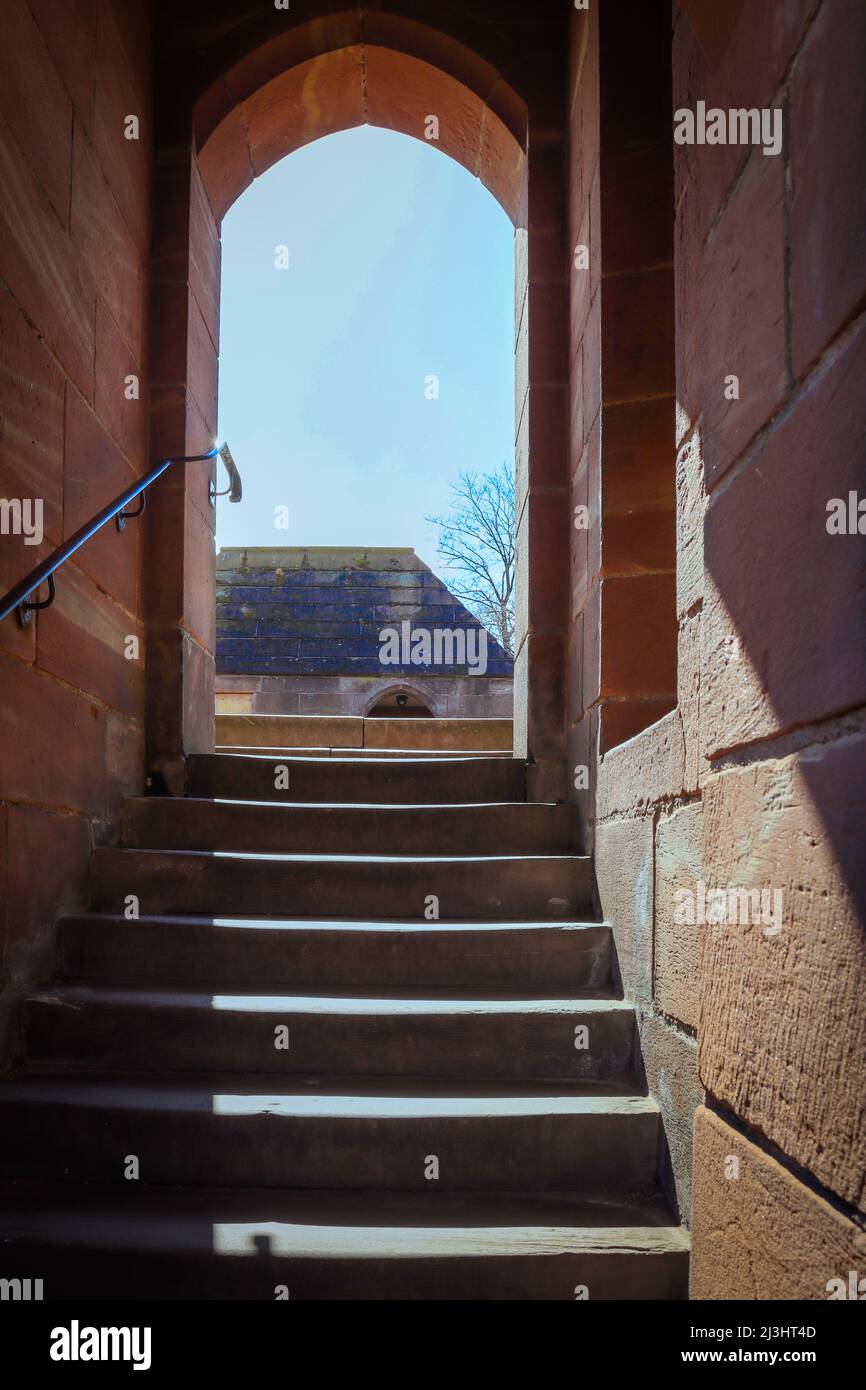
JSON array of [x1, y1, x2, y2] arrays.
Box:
[[116, 492, 147, 531], [17, 572, 56, 627]]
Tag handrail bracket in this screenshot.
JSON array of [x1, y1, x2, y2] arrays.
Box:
[[116, 493, 147, 531], [17, 573, 56, 627]]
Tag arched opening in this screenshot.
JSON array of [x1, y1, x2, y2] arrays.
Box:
[[368, 689, 434, 718], [212, 125, 516, 723], [146, 13, 570, 799]]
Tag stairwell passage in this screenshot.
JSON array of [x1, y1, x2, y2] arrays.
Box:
[[0, 745, 688, 1299]]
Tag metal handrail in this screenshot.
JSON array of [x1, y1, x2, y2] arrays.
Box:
[[0, 443, 241, 626]]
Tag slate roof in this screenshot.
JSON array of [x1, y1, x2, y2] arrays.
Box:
[[216, 547, 514, 677]]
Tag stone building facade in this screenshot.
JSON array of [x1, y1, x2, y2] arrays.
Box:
[[215, 546, 514, 718]]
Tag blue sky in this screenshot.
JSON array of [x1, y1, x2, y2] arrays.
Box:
[[216, 125, 515, 571]]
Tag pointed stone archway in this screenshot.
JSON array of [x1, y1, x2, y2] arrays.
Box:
[[146, 8, 570, 800]]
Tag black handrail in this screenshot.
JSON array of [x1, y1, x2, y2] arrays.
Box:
[[0, 443, 242, 626]]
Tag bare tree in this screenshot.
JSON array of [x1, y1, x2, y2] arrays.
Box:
[[426, 463, 516, 655]]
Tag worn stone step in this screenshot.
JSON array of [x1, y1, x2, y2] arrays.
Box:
[[216, 746, 515, 759], [58, 915, 614, 992], [188, 753, 526, 804], [215, 714, 513, 753], [20, 987, 635, 1082], [0, 1075, 662, 1191], [216, 714, 365, 749], [363, 718, 513, 752], [0, 1182, 689, 1300], [121, 798, 580, 856], [92, 849, 593, 921]]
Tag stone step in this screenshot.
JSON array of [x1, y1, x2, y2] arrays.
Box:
[[0, 1182, 689, 1300], [58, 915, 614, 992], [216, 746, 515, 759], [215, 714, 513, 753], [188, 753, 526, 804], [121, 798, 580, 856], [20, 987, 635, 1082], [363, 718, 512, 753], [92, 848, 594, 920], [0, 1075, 662, 1191]]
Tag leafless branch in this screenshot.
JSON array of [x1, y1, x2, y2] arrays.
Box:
[[426, 462, 516, 655]]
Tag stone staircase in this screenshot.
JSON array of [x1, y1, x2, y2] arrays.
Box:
[[0, 749, 688, 1299]]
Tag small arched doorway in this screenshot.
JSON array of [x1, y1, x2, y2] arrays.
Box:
[[368, 689, 434, 719]]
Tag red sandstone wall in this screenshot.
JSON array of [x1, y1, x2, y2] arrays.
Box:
[[568, 0, 866, 1293], [0, 0, 152, 1051]]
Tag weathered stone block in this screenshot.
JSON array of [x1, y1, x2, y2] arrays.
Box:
[[94, 300, 147, 467], [0, 123, 95, 400], [527, 282, 569, 389], [655, 800, 702, 1029], [581, 290, 601, 438], [36, 559, 145, 720], [517, 384, 568, 505], [603, 397, 677, 516], [595, 814, 653, 1004], [601, 511, 676, 582], [691, 1106, 866, 1299], [570, 419, 599, 622], [71, 122, 145, 359], [5, 802, 91, 988], [188, 162, 221, 350], [523, 631, 565, 766], [699, 148, 788, 486], [519, 489, 569, 632], [569, 199, 592, 353], [598, 700, 675, 757], [603, 137, 673, 278], [0, 652, 107, 816], [699, 733, 866, 1212], [599, 574, 677, 699], [702, 320, 866, 755], [597, 707, 685, 819], [146, 627, 211, 771], [29, 0, 97, 130], [150, 283, 218, 437], [0, 289, 65, 545], [63, 388, 141, 617], [0, 0, 72, 224], [688, 0, 813, 237], [580, 580, 600, 716], [565, 610, 584, 729], [601, 267, 675, 405], [92, 0, 150, 253], [675, 425, 704, 619], [639, 1012, 702, 1224], [790, 0, 866, 375], [679, 608, 703, 795]]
